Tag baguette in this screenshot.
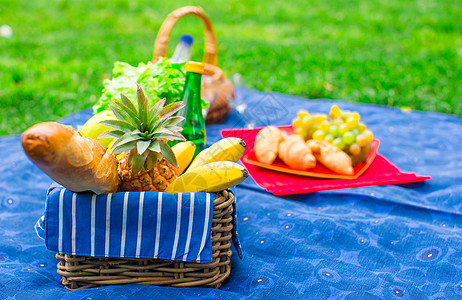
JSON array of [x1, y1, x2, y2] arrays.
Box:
[[21, 122, 119, 194]]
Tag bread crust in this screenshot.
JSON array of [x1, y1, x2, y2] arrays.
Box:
[[254, 126, 284, 164], [278, 134, 316, 170], [22, 122, 119, 194], [306, 139, 354, 175]]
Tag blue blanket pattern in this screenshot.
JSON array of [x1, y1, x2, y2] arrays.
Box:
[[1, 88, 462, 299]]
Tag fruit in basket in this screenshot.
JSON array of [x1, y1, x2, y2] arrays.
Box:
[[292, 105, 374, 165], [172, 141, 196, 174], [101, 84, 186, 192], [254, 126, 284, 164], [278, 135, 316, 170], [188, 137, 246, 171], [164, 161, 248, 193], [80, 110, 115, 147], [21, 122, 119, 194]]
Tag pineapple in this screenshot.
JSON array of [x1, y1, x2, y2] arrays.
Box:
[[101, 84, 186, 192]]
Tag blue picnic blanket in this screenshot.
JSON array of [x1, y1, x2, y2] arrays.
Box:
[[1, 87, 462, 299]]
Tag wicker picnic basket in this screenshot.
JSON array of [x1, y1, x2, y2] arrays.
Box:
[[55, 189, 235, 290], [152, 6, 234, 125]]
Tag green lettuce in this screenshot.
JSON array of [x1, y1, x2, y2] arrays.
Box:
[[93, 57, 187, 114]]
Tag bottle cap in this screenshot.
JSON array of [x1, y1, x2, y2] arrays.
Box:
[[185, 61, 205, 74], [180, 34, 194, 46]]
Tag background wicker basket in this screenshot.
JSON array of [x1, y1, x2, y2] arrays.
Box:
[[152, 6, 234, 125], [56, 190, 235, 290]]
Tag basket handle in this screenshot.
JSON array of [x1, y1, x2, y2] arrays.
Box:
[[153, 6, 218, 66]]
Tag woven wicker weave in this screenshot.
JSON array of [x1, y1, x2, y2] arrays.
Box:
[[56, 190, 235, 290]]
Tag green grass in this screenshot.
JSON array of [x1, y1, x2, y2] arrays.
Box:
[[1, 0, 462, 136]]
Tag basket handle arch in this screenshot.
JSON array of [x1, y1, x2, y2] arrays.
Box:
[[153, 6, 218, 66]]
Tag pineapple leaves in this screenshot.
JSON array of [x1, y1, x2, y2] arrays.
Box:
[[113, 100, 140, 124], [110, 103, 132, 124], [151, 127, 172, 135], [98, 129, 125, 140], [165, 125, 183, 133], [160, 102, 185, 119], [112, 141, 137, 155], [145, 152, 158, 170], [165, 130, 187, 141], [147, 99, 166, 131], [136, 140, 151, 155], [132, 129, 142, 135], [161, 116, 185, 128], [136, 84, 149, 126], [150, 98, 166, 120], [127, 149, 135, 166], [100, 119, 136, 132], [151, 134, 185, 141], [150, 127, 186, 141], [159, 140, 177, 167], [111, 132, 141, 150], [148, 118, 162, 133], [120, 93, 138, 115], [104, 85, 186, 163], [148, 140, 160, 152], [130, 151, 148, 175]]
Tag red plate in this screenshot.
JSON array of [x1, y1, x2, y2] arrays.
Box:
[[242, 126, 379, 179], [221, 125, 432, 195]]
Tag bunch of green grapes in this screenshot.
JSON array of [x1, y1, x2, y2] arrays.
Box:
[[292, 105, 374, 165]]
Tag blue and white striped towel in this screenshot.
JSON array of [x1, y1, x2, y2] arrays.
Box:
[[36, 184, 218, 263]]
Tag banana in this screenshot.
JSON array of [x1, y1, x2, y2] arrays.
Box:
[[172, 141, 196, 174], [188, 137, 246, 171], [164, 161, 248, 193], [80, 110, 115, 147]]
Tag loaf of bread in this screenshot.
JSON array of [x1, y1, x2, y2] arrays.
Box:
[[21, 122, 119, 194]]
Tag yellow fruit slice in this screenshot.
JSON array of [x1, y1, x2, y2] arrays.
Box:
[[172, 141, 196, 174]]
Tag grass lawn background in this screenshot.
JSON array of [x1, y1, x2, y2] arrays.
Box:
[[1, 0, 461, 136]]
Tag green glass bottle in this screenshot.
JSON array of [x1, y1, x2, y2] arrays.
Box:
[[177, 61, 206, 156]]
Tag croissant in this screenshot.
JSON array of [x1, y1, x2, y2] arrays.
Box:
[[278, 135, 316, 170], [21, 122, 119, 194], [254, 126, 284, 164], [306, 140, 354, 175]]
